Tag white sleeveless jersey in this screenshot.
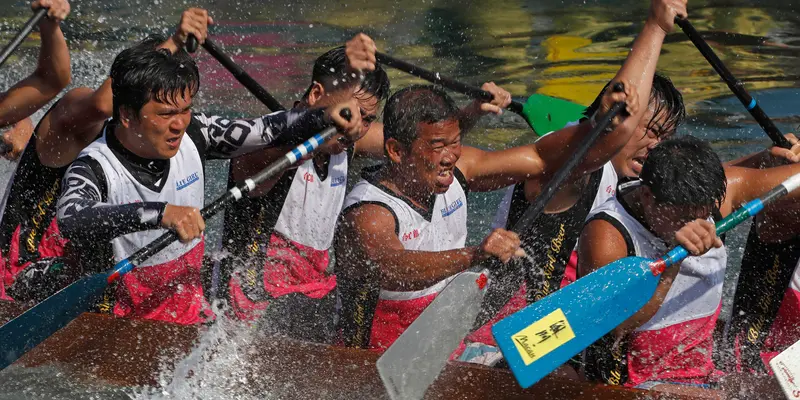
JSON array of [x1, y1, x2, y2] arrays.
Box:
[[342, 171, 469, 300], [587, 195, 728, 331], [79, 129, 204, 267], [272, 151, 348, 250]]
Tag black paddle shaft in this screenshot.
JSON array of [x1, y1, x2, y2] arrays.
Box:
[[474, 85, 627, 328], [0, 8, 48, 68], [375, 52, 525, 116], [186, 35, 286, 112], [676, 18, 791, 149]]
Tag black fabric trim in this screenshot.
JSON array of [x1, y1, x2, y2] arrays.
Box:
[[586, 212, 636, 257], [106, 124, 170, 193], [341, 201, 401, 237], [454, 166, 469, 195], [77, 155, 109, 202]]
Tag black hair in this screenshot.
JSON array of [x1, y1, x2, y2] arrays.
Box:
[[640, 135, 726, 209], [302, 46, 391, 102], [584, 73, 686, 137], [110, 34, 200, 121], [383, 85, 461, 146]]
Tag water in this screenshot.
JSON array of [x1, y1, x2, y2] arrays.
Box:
[[1, 0, 799, 397]]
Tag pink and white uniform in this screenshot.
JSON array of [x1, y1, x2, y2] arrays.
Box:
[[341, 168, 469, 351], [229, 151, 349, 318], [586, 192, 727, 386]]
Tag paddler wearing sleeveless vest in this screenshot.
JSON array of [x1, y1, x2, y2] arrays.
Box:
[[3, 9, 229, 304], [54, 25, 367, 326], [0, 0, 71, 301], [471, 0, 689, 360], [221, 34, 390, 344], [335, 81, 641, 352], [578, 135, 800, 390]]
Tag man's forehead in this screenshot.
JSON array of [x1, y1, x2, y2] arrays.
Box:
[[352, 89, 380, 115], [417, 119, 460, 139]]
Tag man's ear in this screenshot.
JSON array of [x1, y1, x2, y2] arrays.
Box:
[[306, 82, 325, 107], [385, 138, 407, 164], [119, 107, 133, 128]]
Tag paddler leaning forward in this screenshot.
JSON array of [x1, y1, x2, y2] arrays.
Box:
[[0, 0, 71, 300], [334, 80, 640, 352], [54, 36, 365, 325], [2, 8, 212, 303]]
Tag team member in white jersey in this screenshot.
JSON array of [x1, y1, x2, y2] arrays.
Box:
[[222, 37, 390, 342], [55, 35, 364, 325], [0, 0, 71, 299], [578, 136, 800, 389], [2, 8, 216, 303], [336, 81, 640, 351]]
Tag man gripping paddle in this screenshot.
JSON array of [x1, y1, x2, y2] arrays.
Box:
[[335, 81, 639, 351], [578, 135, 800, 389], [221, 36, 390, 343], [1, 9, 214, 303], [53, 30, 363, 325]]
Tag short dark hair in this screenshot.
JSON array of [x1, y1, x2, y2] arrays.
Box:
[[302, 46, 390, 103], [110, 34, 200, 121], [640, 135, 726, 209], [383, 85, 461, 146], [584, 73, 686, 137]]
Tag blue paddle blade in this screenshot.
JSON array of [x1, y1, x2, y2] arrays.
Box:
[[492, 256, 659, 388], [0, 271, 111, 369]]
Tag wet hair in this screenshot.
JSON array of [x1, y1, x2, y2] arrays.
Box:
[[584, 73, 686, 137], [640, 135, 726, 209], [110, 34, 200, 121], [302, 46, 390, 102], [383, 85, 461, 146]]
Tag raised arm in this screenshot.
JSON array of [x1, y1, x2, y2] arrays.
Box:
[[0, 0, 71, 129], [195, 100, 362, 159]]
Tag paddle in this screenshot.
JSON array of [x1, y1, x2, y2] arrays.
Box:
[[375, 52, 586, 136], [376, 83, 627, 400], [0, 8, 48, 68], [491, 172, 800, 389], [0, 111, 349, 371], [675, 17, 791, 149], [186, 35, 286, 112], [770, 338, 800, 398]]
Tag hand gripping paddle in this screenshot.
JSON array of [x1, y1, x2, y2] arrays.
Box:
[[492, 172, 800, 389], [376, 83, 628, 400], [0, 110, 350, 371]]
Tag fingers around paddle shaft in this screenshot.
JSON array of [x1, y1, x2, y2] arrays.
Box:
[[186, 35, 199, 53]]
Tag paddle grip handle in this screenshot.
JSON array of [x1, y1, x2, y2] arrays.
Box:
[[186, 34, 286, 112], [123, 109, 349, 269], [675, 18, 790, 149], [0, 8, 48, 68], [375, 52, 525, 117]]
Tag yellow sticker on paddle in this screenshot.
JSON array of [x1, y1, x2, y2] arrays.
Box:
[[511, 308, 575, 366]]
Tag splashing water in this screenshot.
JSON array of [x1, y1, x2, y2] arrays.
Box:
[[133, 300, 272, 400]]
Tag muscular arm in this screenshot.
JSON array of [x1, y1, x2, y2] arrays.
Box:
[[56, 158, 166, 245], [336, 204, 478, 292], [577, 218, 678, 337], [728, 163, 800, 242], [352, 121, 385, 159], [0, 16, 71, 128], [193, 108, 329, 159]]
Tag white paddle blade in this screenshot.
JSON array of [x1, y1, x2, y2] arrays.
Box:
[[376, 270, 489, 400], [769, 339, 800, 399]]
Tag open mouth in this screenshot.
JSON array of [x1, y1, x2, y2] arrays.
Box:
[[436, 168, 454, 187], [631, 156, 646, 174], [166, 136, 181, 149]]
